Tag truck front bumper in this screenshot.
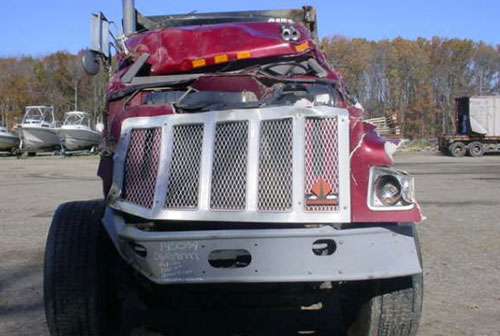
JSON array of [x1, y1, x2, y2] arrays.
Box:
[[103, 209, 422, 284]]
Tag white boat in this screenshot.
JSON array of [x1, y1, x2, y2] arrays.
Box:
[[17, 106, 60, 152], [58, 111, 101, 151], [0, 126, 19, 151]]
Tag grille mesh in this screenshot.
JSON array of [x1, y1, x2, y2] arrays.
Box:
[[165, 124, 204, 209], [210, 121, 249, 210], [257, 118, 294, 211], [122, 128, 162, 208], [121, 115, 341, 216], [304, 117, 339, 211]]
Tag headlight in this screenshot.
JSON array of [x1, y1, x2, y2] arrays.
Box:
[[369, 167, 415, 209], [374, 175, 401, 206]]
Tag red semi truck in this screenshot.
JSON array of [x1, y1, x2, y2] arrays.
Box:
[[44, 2, 423, 335]]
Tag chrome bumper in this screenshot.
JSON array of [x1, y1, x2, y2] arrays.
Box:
[[103, 208, 422, 284]]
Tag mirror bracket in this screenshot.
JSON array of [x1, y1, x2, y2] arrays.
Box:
[[90, 12, 111, 59]]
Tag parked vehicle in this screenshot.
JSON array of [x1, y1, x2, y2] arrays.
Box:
[[44, 2, 423, 335], [439, 96, 500, 157], [58, 111, 101, 152], [0, 126, 19, 151], [17, 106, 59, 153]]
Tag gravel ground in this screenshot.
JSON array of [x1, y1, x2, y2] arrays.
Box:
[[0, 152, 499, 335], [396, 152, 500, 336]]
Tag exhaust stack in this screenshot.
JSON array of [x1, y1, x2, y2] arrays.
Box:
[[122, 0, 136, 36]]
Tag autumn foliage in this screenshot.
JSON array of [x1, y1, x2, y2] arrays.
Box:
[[0, 51, 108, 129], [322, 36, 500, 138]]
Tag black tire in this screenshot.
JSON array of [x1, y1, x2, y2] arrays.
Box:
[[44, 200, 121, 336], [467, 141, 484, 157], [344, 275, 423, 336], [448, 142, 466, 157], [27, 152, 36, 157], [342, 225, 423, 336]]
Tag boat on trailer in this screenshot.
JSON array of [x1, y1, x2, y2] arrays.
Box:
[[17, 106, 60, 153], [58, 111, 101, 151], [0, 126, 19, 151]]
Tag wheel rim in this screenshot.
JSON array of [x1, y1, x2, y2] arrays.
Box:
[[454, 146, 464, 155], [472, 145, 481, 155]]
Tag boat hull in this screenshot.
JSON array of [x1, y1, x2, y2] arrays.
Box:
[[0, 133, 19, 150], [58, 127, 101, 151], [18, 126, 60, 151]]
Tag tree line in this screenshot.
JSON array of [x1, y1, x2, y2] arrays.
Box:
[[1, 36, 499, 138], [0, 51, 108, 129], [321, 36, 500, 138]]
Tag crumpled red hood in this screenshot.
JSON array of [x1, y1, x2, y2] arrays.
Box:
[[125, 22, 312, 75]]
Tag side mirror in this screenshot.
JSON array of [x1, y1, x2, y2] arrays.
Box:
[[90, 13, 110, 59], [82, 50, 100, 76]]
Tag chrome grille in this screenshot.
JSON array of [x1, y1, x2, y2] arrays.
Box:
[[210, 121, 249, 210], [122, 128, 162, 208], [113, 107, 350, 223], [257, 118, 294, 211], [304, 117, 339, 211], [165, 124, 204, 209]]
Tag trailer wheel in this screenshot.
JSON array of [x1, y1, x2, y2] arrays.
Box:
[[448, 142, 466, 157], [467, 141, 484, 157], [44, 200, 121, 336]]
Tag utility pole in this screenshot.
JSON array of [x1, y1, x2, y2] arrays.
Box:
[[74, 80, 78, 111]]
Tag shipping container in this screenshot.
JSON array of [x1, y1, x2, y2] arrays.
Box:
[[439, 96, 500, 157]]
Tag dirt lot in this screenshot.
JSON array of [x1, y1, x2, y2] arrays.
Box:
[[0, 152, 499, 336]]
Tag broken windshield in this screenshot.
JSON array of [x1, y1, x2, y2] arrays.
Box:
[[143, 83, 338, 113]]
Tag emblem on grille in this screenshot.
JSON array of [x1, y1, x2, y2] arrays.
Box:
[[305, 179, 338, 206]]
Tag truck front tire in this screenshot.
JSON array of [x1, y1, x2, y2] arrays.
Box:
[[344, 274, 423, 336], [44, 200, 121, 336], [341, 223, 423, 336]]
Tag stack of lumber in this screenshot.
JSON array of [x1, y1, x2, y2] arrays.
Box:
[[365, 114, 401, 137]]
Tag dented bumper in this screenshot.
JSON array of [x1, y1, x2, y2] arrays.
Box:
[[103, 208, 422, 284]]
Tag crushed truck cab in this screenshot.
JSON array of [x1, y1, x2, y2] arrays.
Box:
[[44, 2, 423, 336]]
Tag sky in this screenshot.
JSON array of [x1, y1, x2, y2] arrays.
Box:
[[0, 0, 498, 57]]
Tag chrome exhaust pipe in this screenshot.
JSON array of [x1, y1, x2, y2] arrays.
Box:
[[122, 0, 136, 36]]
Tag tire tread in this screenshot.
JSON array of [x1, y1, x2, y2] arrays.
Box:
[[44, 200, 117, 336]]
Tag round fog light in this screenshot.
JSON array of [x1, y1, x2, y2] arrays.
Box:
[[375, 175, 402, 206]]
